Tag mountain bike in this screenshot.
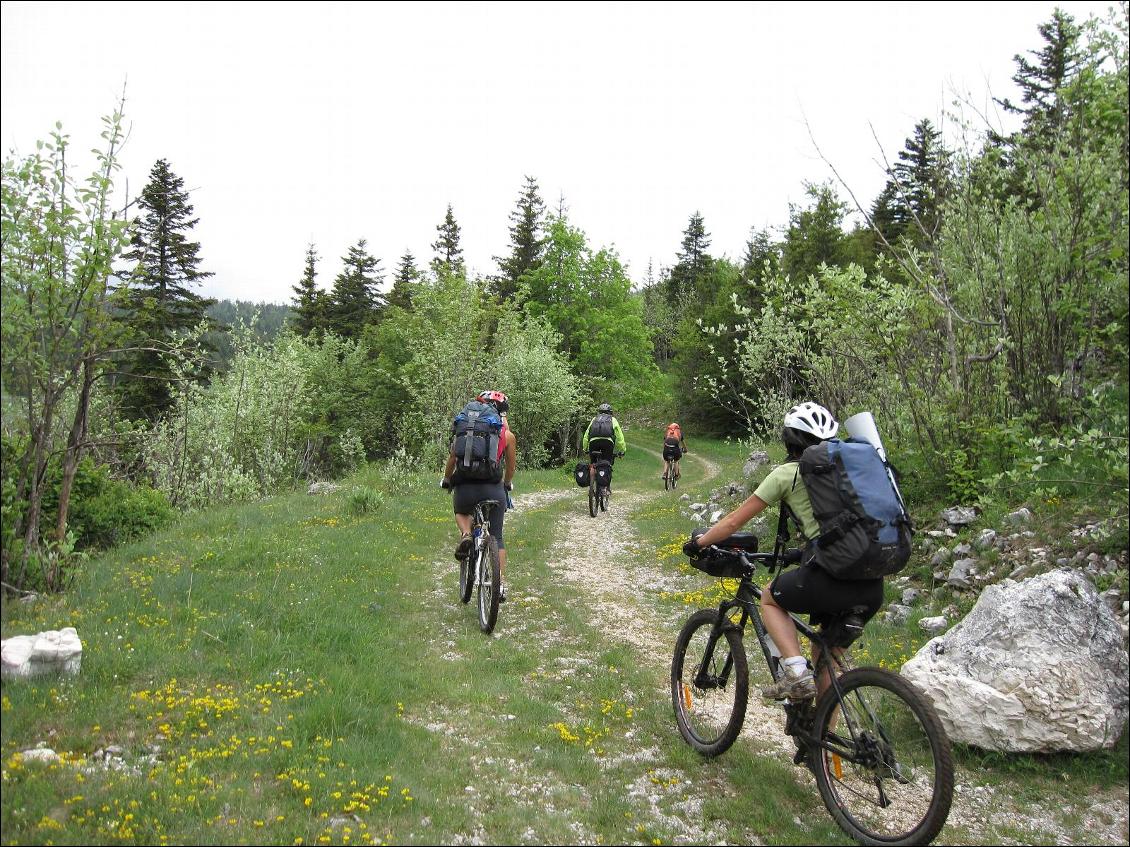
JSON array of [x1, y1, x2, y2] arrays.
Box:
[[670, 512, 953, 845], [457, 499, 502, 633], [662, 452, 682, 490], [586, 452, 622, 517]]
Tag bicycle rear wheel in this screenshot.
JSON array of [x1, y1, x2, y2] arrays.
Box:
[[589, 481, 598, 517], [600, 487, 608, 512], [671, 609, 749, 756], [458, 548, 473, 604], [664, 461, 671, 490], [477, 535, 501, 634], [810, 667, 953, 846]]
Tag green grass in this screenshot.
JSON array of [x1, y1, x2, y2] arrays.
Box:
[[2, 435, 1127, 845]]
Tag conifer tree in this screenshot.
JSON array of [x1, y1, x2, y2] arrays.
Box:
[[666, 211, 712, 305], [290, 244, 325, 335], [997, 9, 1083, 140], [493, 175, 547, 301], [872, 119, 952, 250], [431, 204, 465, 276], [116, 158, 215, 420], [388, 249, 421, 310], [328, 239, 384, 338]]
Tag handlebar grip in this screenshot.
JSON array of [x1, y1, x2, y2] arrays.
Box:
[[782, 548, 803, 564]]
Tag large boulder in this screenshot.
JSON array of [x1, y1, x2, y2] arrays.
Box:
[[901, 569, 1128, 753]]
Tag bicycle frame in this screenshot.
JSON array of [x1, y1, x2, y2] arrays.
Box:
[[699, 512, 863, 757]]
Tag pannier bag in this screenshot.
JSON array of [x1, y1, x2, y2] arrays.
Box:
[[574, 461, 591, 488], [594, 460, 613, 488], [589, 413, 615, 439], [450, 401, 505, 483], [663, 438, 683, 461], [799, 438, 912, 580]]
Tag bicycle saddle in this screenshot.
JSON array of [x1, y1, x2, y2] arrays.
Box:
[[478, 499, 502, 510]]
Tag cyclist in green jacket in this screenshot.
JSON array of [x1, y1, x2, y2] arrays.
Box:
[[582, 404, 626, 489]]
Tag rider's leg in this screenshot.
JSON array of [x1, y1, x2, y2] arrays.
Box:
[[761, 583, 804, 659]]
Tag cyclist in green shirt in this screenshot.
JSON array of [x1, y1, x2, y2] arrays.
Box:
[[684, 402, 885, 701]]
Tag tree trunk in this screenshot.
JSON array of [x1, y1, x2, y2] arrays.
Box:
[[55, 356, 95, 545]]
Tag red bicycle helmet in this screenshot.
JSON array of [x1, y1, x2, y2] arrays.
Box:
[[477, 390, 510, 414]]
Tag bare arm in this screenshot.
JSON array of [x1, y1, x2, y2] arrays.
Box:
[[694, 494, 769, 548], [443, 452, 456, 480], [504, 430, 517, 485]]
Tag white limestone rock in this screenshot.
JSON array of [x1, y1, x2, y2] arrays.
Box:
[[2, 628, 83, 679], [901, 569, 1129, 752]]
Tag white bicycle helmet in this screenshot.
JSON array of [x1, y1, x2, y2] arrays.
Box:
[[783, 402, 839, 440]]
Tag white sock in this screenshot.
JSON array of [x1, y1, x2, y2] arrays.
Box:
[[782, 656, 809, 678]]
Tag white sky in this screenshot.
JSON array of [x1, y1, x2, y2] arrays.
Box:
[[1, 1, 1117, 304]]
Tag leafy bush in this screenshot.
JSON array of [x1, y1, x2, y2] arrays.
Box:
[[1, 435, 173, 563]]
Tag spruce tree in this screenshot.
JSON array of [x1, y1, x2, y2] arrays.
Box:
[[493, 175, 547, 301], [666, 211, 712, 305], [290, 244, 325, 335], [116, 158, 215, 420], [997, 9, 1083, 140], [388, 249, 421, 310], [328, 239, 384, 338], [872, 119, 952, 250], [431, 204, 465, 277]]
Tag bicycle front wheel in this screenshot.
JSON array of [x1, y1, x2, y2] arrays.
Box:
[[477, 535, 501, 634], [671, 609, 749, 756], [810, 667, 953, 846]]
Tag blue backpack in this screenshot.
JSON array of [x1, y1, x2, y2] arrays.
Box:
[[798, 439, 912, 580], [450, 401, 505, 483]]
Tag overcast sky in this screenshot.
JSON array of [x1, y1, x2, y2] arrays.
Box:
[[1, 1, 1117, 304]]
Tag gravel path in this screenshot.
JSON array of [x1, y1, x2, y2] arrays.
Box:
[[426, 452, 1128, 845]]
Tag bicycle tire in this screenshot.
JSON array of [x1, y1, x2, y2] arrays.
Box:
[[810, 667, 953, 846], [600, 488, 608, 512], [589, 481, 598, 518], [671, 609, 749, 756], [672, 463, 679, 489], [458, 546, 474, 604], [664, 461, 671, 490], [477, 534, 501, 634]]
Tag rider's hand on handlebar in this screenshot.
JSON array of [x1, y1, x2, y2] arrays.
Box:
[[504, 481, 513, 492], [615, 451, 625, 458], [440, 476, 452, 490], [682, 538, 703, 559]]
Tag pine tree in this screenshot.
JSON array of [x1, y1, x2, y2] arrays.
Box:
[[997, 9, 1083, 140], [388, 249, 421, 310], [328, 239, 384, 338], [493, 175, 546, 300], [872, 119, 952, 250], [116, 158, 215, 420], [782, 182, 850, 283], [666, 211, 712, 305], [431, 204, 465, 277], [290, 244, 325, 335]]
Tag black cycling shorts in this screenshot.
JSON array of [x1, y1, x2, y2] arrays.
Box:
[[663, 441, 683, 461], [769, 564, 883, 629], [452, 480, 507, 548], [588, 441, 615, 465]]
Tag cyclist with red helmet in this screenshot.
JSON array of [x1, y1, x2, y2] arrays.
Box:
[[441, 390, 517, 601]]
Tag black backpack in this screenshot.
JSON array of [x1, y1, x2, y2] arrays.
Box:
[[450, 401, 505, 483], [798, 439, 912, 580], [589, 413, 614, 440]]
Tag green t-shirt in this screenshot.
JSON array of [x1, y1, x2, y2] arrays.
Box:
[[753, 462, 820, 540]]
